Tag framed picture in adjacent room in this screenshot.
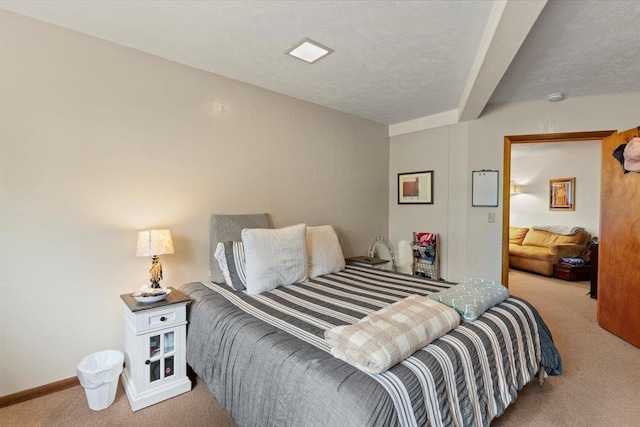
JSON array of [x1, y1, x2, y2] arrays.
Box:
[[549, 177, 575, 210], [398, 170, 433, 204]]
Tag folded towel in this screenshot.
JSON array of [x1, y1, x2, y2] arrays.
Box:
[[324, 295, 460, 374], [531, 225, 585, 235]]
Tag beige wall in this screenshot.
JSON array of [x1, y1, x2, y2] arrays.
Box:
[[390, 93, 640, 283], [0, 11, 389, 396], [389, 126, 451, 275], [511, 141, 601, 236]]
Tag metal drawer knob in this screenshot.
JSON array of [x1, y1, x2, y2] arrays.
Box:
[[145, 360, 150, 365], [160, 316, 167, 322]]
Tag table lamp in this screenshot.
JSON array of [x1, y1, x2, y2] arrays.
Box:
[[136, 229, 174, 289], [510, 180, 523, 194]]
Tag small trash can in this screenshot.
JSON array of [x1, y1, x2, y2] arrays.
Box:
[[76, 350, 124, 411]]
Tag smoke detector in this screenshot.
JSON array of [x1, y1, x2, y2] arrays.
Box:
[[547, 92, 564, 102]]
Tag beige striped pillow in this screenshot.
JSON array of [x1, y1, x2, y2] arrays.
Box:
[[306, 225, 345, 278]]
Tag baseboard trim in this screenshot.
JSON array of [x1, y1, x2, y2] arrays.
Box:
[[0, 377, 80, 408]]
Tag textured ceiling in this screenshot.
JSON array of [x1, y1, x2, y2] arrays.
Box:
[[490, 0, 640, 105], [1, 1, 638, 126]]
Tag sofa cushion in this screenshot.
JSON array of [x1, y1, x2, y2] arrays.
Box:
[[509, 243, 555, 262], [521, 229, 588, 248], [509, 227, 529, 245]]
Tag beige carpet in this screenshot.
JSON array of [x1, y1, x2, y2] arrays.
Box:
[[492, 270, 639, 427], [0, 376, 235, 427], [1, 270, 638, 426]]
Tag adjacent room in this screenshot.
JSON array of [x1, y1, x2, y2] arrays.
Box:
[[1, 1, 639, 426], [509, 140, 600, 286]]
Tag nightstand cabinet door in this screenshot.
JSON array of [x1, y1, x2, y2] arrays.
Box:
[[141, 326, 184, 386]]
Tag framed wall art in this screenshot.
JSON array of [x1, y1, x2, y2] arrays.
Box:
[[398, 170, 433, 204], [549, 177, 575, 210]]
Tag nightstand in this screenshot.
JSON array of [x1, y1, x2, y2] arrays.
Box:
[[345, 256, 390, 269], [120, 287, 191, 411]]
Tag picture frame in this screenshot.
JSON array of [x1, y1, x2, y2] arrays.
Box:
[[549, 177, 575, 210], [398, 170, 433, 204], [471, 170, 499, 207]]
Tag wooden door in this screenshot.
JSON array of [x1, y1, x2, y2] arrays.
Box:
[[598, 126, 640, 347]]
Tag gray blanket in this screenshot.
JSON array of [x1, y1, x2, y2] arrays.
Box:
[[183, 266, 561, 427]]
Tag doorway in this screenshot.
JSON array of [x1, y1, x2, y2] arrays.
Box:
[[501, 130, 615, 286]]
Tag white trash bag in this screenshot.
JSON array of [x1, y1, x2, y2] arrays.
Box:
[[76, 350, 124, 411]]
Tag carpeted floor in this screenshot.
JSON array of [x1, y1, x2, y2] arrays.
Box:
[[492, 270, 639, 427], [1, 270, 638, 426], [0, 375, 235, 427]]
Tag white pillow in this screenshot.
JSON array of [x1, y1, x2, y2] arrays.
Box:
[[241, 224, 309, 295], [306, 225, 345, 278]]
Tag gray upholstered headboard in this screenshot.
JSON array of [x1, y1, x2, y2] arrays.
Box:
[[209, 213, 271, 283]]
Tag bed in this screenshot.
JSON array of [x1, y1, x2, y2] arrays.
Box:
[[182, 214, 561, 427]]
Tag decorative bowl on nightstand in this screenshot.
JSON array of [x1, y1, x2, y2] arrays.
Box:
[[132, 287, 171, 303]]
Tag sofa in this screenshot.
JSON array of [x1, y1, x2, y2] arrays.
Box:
[[509, 226, 591, 276]]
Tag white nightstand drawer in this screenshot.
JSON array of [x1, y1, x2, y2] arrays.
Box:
[[143, 305, 186, 331], [148, 309, 177, 329], [125, 303, 187, 333]]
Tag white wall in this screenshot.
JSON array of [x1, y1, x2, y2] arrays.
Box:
[[390, 92, 640, 284], [510, 141, 601, 237], [0, 11, 389, 396]]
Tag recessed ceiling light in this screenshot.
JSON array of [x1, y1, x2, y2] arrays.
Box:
[[286, 38, 334, 64], [547, 92, 564, 102]]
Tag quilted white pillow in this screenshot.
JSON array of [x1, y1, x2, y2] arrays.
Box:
[[306, 225, 345, 278], [241, 223, 309, 295]]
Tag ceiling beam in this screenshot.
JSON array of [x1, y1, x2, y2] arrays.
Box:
[[457, 0, 548, 122], [389, 109, 459, 137]]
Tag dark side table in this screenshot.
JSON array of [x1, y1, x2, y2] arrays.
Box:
[[553, 263, 591, 281]]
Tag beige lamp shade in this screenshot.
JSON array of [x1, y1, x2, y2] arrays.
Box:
[[510, 181, 523, 194], [136, 229, 175, 257]]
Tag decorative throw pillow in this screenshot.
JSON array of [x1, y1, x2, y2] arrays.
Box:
[[306, 225, 345, 278], [210, 213, 270, 283], [241, 224, 308, 295], [214, 241, 247, 291], [427, 278, 509, 322]]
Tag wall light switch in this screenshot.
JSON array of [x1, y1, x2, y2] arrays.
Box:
[[488, 212, 495, 223]]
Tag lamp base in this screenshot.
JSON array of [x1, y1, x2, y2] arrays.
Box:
[[149, 255, 163, 289]]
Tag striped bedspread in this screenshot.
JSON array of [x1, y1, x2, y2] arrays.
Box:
[[186, 266, 560, 427]]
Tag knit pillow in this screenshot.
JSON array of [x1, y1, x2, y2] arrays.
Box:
[[428, 278, 509, 321]]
